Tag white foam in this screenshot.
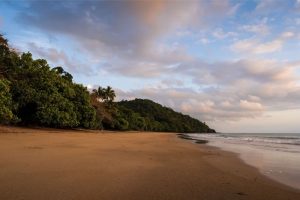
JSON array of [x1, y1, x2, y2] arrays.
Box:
[[187, 133, 300, 190]]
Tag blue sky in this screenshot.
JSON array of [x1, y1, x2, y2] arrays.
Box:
[[1, 0, 300, 133]]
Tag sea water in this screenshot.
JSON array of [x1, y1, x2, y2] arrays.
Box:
[[187, 133, 300, 190]]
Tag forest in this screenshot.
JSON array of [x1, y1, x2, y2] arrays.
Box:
[[0, 35, 215, 133]]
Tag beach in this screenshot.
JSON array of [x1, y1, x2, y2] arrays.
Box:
[[0, 126, 299, 200], [187, 133, 300, 190]]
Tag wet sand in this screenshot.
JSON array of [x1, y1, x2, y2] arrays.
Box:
[[0, 126, 299, 200]]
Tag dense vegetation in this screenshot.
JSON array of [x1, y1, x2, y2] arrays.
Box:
[[0, 34, 215, 133], [117, 99, 215, 133]]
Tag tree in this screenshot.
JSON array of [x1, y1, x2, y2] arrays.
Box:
[[0, 79, 14, 123], [105, 86, 116, 103], [0, 34, 8, 47], [71, 84, 98, 128], [0, 34, 97, 128], [52, 66, 73, 82], [92, 87, 106, 102], [117, 99, 216, 133], [90, 86, 117, 129], [92, 86, 116, 104], [0, 34, 15, 76]]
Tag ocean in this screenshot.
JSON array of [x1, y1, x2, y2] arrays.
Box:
[[187, 133, 300, 190]]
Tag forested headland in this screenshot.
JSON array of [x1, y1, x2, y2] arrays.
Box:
[[0, 35, 215, 133]]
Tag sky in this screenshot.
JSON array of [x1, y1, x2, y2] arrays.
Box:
[[0, 0, 300, 133]]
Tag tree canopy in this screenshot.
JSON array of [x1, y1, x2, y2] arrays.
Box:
[[117, 99, 215, 133]]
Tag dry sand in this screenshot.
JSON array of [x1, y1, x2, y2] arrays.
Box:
[[0, 126, 299, 200]]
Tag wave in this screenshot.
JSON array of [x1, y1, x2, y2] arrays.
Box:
[[195, 134, 300, 145], [187, 133, 300, 153], [186, 133, 300, 190]]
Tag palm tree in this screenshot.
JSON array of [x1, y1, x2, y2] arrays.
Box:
[[105, 86, 116, 103], [92, 86, 115, 103], [98, 87, 107, 101]]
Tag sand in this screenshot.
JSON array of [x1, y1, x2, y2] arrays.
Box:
[[0, 126, 299, 200]]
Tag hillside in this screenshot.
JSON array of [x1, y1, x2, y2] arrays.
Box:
[[117, 99, 215, 133]]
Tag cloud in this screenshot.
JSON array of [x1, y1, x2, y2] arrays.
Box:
[[197, 38, 210, 44], [240, 21, 269, 35], [13, 0, 236, 76], [255, 0, 292, 14], [115, 86, 267, 122], [231, 32, 295, 54], [110, 57, 300, 123], [239, 100, 263, 111], [212, 28, 238, 39], [232, 38, 282, 54], [26, 42, 95, 75], [16, 1, 233, 53], [106, 60, 173, 78], [176, 58, 299, 87], [160, 79, 184, 87]]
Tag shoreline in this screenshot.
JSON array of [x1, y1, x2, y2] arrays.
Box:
[[178, 133, 300, 191], [0, 126, 299, 199], [185, 132, 300, 190]]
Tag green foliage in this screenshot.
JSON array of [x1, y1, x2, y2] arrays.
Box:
[[52, 66, 73, 82], [0, 79, 14, 123], [72, 84, 98, 128], [115, 106, 145, 131], [92, 86, 116, 105], [90, 86, 117, 129], [117, 99, 216, 133], [0, 35, 97, 128]]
